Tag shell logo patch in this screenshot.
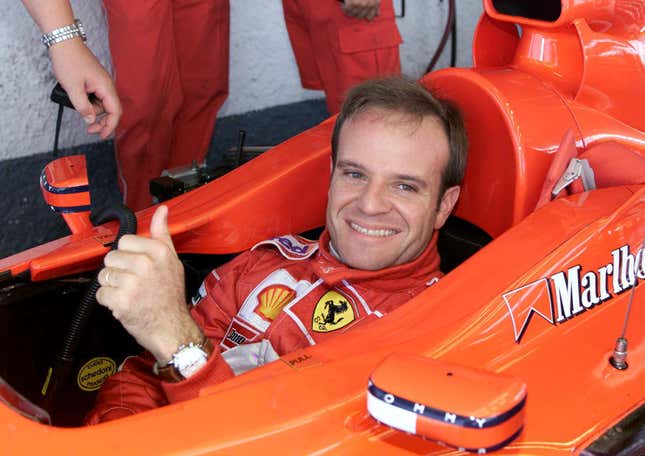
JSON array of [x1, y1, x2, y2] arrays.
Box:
[[77, 357, 116, 392], [312, 290, 355, 333], [257, 285, 296, 321]]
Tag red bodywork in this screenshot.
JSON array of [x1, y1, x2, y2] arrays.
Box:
[[0, 1, 643, 454]]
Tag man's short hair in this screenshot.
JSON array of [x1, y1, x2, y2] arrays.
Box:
[[331, 76, 468, 194]]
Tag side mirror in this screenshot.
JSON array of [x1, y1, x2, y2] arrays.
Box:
[[40, 154, 93, 234], [367, 353, 526, 453]]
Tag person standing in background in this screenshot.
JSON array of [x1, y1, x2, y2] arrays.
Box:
[[109, 0, 401, 209], [283, 0, 402, 113], [23, 0, 401, 211], [102, 0, 230, 211], [22, 0, 229, 212]]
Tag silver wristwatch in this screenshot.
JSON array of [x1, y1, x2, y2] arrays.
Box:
[[170, 342, 209, 379], [42, 19, 87, 49], [154, 337, 214, 382]]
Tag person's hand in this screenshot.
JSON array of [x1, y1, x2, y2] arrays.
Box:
[[49, 38, 122, 139], [96, 205, 203, 364], [342, 0, 381, 21]]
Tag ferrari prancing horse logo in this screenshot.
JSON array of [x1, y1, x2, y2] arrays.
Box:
[[312, 290, 356, 333]]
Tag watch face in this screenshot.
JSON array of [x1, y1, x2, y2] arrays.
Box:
[[173, 345, 208, 379], [179, 357, 208, 379]]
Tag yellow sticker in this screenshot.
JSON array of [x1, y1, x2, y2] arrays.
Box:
[[41, 367, 53, 396], [77, 357, 116, 392], [312, 290, 355, 333]]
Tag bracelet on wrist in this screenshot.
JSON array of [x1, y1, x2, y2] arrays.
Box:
[[42, 19, 87, 49]]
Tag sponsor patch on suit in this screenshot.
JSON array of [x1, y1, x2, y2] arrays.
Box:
[[312, 289, 356, 333]]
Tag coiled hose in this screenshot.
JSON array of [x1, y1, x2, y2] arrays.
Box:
[[41, 204, 137, 412]]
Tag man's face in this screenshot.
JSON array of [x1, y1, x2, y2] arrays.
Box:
[[326, 108, 459, 270]]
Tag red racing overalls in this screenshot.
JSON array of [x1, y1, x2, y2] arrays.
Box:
[[86, 229, 440, 424]]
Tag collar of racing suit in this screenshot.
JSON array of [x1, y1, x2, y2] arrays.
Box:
[[312, 229, 442, 292]]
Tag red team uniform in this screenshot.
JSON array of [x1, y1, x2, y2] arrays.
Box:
[[283, 0, 402, 113], [103, 0, 401, 210]]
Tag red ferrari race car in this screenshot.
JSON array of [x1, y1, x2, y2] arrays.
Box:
[[0, 0, 643, 454]]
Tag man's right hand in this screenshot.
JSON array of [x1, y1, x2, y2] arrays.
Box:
[[49, 38, 122, 139], [96, 205, 204, 365]]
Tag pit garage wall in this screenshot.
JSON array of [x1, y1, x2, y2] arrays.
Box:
[[0, 0, 482, 161]]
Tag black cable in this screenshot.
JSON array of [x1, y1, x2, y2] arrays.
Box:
[[236, 130, 246, 167], [53, 104, 64, 158], [57, 205, 137, 361], [426, 0, 456, 74], [450, 2, 457, 67]]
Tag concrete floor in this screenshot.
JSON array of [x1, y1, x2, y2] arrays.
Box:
[[0, 98, 328, 259]]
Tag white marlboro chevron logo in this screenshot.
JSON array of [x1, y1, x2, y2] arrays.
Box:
[[502, 278, 554, 342], [504, 244, 644, 342]]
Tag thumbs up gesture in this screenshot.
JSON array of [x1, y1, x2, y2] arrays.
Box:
[[97, 205, 203, 365]]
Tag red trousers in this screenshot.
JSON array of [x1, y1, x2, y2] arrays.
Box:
[[283, 0, 402, 113], [103, 0, 230, 210], [104, 1, 400, 210]]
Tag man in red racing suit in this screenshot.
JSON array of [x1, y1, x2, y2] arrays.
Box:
[[88, 77, 467, 424], [86, 230, 441, 422]]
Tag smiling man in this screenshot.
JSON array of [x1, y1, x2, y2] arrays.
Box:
[[87, 77, 467, 423], [327, 84, 463, 271]]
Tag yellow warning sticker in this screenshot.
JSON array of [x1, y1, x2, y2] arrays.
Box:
[[77, 357, 116, 392]]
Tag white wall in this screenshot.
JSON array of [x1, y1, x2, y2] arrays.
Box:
[[0, 0, 483, 160]]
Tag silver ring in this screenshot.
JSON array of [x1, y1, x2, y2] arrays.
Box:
[[104, 269, 111, 286]]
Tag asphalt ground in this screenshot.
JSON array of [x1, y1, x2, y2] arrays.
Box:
[[0, 98, 328, 260]]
